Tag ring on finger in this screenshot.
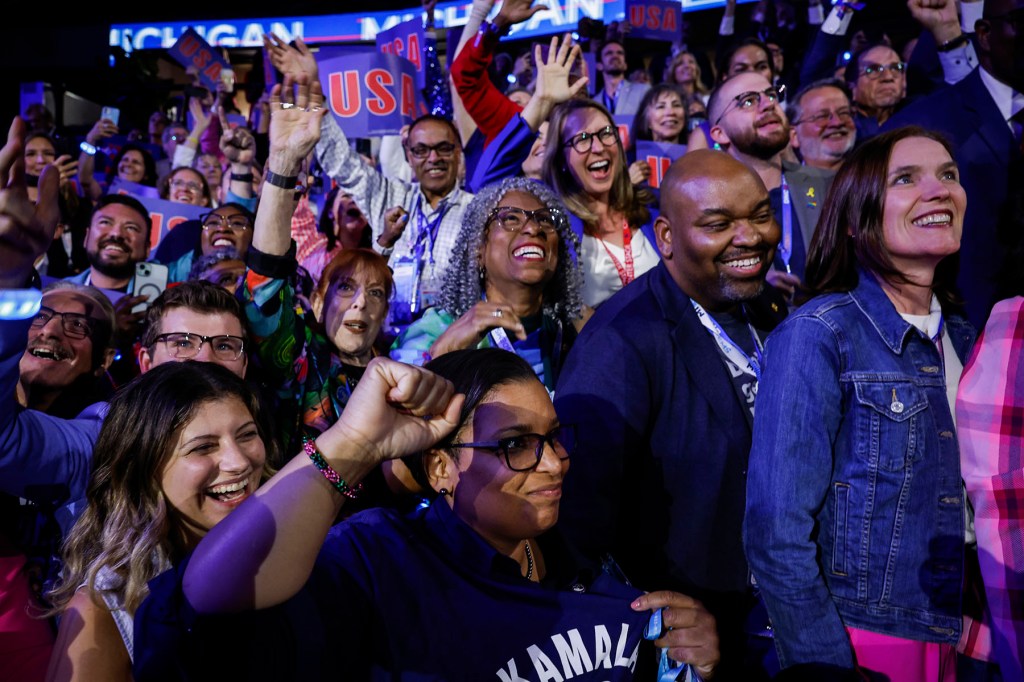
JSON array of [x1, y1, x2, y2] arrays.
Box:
[[492, 308, 503, 318], [280, 102, 295, 110]]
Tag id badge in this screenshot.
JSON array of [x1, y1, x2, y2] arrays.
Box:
[[391, 256, 418, 325], [419, 270, 441, 311]]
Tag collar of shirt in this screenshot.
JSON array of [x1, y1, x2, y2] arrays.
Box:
[[978, 65, 1024, 126]]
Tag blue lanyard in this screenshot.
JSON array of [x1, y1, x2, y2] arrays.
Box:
[[645, 608, 692, 681], [412, 195, 450, 267], [691, 300, 764, 382], [779, 174, 793, 273]]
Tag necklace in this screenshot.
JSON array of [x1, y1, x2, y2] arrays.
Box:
[[524, 540, 534, 581]]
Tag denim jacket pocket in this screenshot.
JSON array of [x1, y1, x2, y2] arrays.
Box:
[[853, 380, 928, 471]]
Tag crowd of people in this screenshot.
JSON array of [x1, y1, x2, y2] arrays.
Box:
[[1, 0, 1022, 680]]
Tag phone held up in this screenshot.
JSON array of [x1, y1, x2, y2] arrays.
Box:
[[101, 106, 120, 127], [133, 262, 169, 314]]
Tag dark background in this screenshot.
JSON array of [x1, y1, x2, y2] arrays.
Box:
[[1, 2, 916, 136]]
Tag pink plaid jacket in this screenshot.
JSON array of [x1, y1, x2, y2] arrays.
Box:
[[957, 296, 1024, 679]]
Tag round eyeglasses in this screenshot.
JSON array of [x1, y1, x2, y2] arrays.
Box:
[[563, 125, 619, 154]]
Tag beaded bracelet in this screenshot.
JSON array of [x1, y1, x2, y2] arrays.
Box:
[[302, 436, 364, 499]]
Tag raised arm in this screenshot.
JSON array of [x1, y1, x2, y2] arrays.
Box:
[[253, 75, 325, 258], [77, 116, 117, 203], [182, 357, 462, 612]]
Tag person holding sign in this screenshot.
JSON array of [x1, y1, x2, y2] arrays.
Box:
[[264, 36, 474, 331], [628, 83, 689, 189], [543, 99, 658, 310]]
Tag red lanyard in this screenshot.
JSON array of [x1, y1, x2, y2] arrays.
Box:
[[599, 220, 635, 286]]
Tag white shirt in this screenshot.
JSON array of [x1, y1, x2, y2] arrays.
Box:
[[580, 230, 660, 309]]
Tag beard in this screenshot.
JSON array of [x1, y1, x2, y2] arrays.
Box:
[[732, 118, 791, 160], [88, 249, 136, 280]]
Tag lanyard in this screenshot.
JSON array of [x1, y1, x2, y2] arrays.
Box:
[[412, 196, 450, 267], [598, 220, 636, 286], [778, 174, 793, 273], [691, 299, 764, 381]]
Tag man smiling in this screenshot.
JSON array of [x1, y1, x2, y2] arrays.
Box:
[[17, 283, 115, 417], [66, 194, 151, 292], [710, 72, 835, 300], [555, 150, 787, 681]]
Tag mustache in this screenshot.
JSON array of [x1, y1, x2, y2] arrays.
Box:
[[755, 114, 784, 128], [99, 236, 129, 249], [27, 339, 72, 360]]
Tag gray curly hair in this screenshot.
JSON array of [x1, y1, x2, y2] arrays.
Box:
[[438, 176, 583, 325]]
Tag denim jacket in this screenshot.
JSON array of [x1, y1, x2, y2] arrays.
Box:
[[743, 271, 976, 669]]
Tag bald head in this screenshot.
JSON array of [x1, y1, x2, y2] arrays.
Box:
[[655, 150, 779, 312]]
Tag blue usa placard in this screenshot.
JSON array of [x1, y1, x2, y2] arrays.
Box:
[[626, 0, 683, 42], [636, 140, 688, 188], [167, 28, 231, 93], [317, 51, 427, 137], [376, 17, 426, 91]]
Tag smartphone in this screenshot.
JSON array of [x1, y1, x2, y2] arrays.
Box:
[[133, 262, 169, 314], [101, 106, 120, 126]]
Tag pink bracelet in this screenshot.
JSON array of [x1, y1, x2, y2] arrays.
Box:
[[302, 436, 363, 500]]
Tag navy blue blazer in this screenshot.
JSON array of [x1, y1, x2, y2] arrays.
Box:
[[884, 68, 1020, 327], [554, 262, 787, 626]]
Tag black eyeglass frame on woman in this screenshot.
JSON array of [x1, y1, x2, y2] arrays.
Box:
[[452, 425, 577, 472], [562, 125, 619, 154], [485, 206, 564, 236]]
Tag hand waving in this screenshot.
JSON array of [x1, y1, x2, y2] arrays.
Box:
[[264, 33, 319, 82], [532, 34, 590, 106], [267, 74, 327, 171]]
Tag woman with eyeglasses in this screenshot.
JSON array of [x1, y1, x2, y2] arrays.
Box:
[[159, 166, 212, 208], [132, 349, 720, 680], [542, 99, 659, 311], [390, 176, 583, 394], [165, 203, 255, 283]]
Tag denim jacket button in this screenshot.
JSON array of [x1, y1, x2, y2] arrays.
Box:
[[920, 365, 940, 374], [939, 430, 954, 439]]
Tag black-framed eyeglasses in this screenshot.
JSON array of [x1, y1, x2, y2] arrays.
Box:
[[486, 206, 562, 235], [859, 61, 907, 80], [406, 142, 457, 160], [30, 306, 93, 339], [200, 212, 252, 231], [793, 107, 855, 127], [151, 332, 245, 360], [563, 125, 619, 154], [714, 85, 786, 124], [453, 425, 576, 472]]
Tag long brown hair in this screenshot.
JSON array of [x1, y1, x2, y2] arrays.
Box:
[[47, 362, 276, 616], [805, 125, 962, 308], [541, 99, 654, 230]]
